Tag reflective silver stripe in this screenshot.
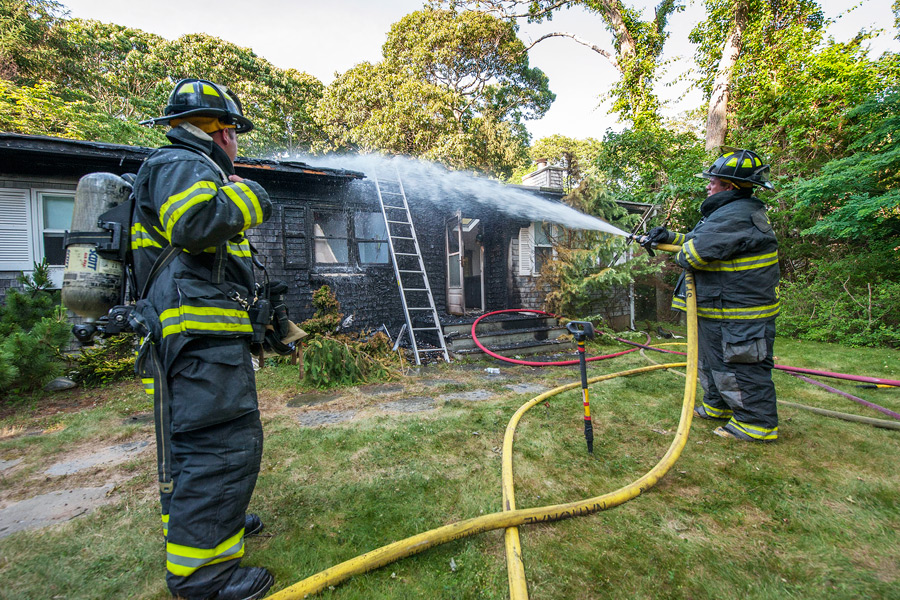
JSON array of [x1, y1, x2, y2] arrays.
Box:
[[166, 529, 245, 577], [160, 181, 217, 240], [702, 401, 732, 418], [696, 302, 780, 320], [694, 251, 778, 272], [681, 239, 707, 269], [221, 182, 263, 230], [728, 418, 778, 440], [142, 378, 154, 395], [200, 240, 252, 257], [159, 306, 252, 338], [131, 222, 165, 249]]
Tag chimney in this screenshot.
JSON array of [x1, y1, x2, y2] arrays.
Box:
[[522, 159, 565, 191]]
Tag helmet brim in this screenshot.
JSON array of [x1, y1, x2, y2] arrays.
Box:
[[140, 108, 253, 133], [696, 170, 774, 190]]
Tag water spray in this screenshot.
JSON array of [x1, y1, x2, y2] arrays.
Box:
[[290, 152, 631, 236]]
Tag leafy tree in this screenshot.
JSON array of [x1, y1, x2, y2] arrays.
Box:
[[439, 0, 681, 129], [315, 8, 553, 177], [0, 0, 71, 83], [593, 126, 706, 232]]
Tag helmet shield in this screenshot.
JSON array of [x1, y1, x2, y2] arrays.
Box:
[[697, 149, 774, 190], [141, 78, 254, 133]]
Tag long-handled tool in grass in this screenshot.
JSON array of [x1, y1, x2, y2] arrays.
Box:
[[566, 321, 596, 455]]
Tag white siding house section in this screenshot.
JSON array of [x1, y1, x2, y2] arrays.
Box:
[[517, 225, 533, 276], [0, 188, 33, 271]]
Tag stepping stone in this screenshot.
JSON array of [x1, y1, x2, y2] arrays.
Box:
[[504, 383, 550, 395], [44, 441, 150, 476], [442, 389, 495, 402], [0, 458, 23, 472], [381, 397, 437, 413], [296, 411, 356, 427], [0, 485, 115, 539]]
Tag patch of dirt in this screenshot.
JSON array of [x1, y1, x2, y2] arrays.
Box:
[[286, 390, 346, 407], [0, 386, 105, 422]]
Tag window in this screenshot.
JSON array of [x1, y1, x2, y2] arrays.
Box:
[[0, 187, 74, 274], [39, 193, 75, 266], [355, 212, 389, 264], [533, 221, 553, 274], [313, 210, 349, 264], [518, 221, 555, 277]]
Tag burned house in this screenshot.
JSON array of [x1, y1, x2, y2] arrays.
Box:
[[0, 133, 642, 356]]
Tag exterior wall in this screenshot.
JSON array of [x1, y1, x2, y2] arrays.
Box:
[[0, 175, 78, 296], [245, 177, 515, 335]]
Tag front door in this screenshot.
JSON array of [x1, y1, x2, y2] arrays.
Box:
[[445, 212, 464, 315]]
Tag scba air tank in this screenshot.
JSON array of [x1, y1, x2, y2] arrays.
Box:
[[61, 173, 130, 321]]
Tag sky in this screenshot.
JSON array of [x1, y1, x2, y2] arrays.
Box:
[[59, 0, 899, 142]]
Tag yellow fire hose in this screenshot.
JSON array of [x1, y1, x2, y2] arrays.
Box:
[[269, 246, 696, 599]]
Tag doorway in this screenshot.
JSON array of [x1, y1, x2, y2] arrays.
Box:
[[445, 212, 484, 315]]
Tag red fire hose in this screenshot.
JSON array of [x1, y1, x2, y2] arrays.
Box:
[[469, 309, 644, 367]]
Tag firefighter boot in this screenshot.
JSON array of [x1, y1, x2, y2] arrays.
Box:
[[212, 567, 274, 600]]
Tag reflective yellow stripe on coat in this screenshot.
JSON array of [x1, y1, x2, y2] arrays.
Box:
[[160, 181, 218, 240], [159, 306, 253, 338], [222, 182, 264, 231]]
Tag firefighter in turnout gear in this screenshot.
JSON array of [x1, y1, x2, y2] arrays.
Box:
[[133, 79, 274, 599], [644, 149, 780, 442]]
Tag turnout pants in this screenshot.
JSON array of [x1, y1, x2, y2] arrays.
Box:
[[154, 339, 263, 599], [696, 318, 778, 441]]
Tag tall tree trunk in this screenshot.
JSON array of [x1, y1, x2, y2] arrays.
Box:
[[705, 0, 748, 151]]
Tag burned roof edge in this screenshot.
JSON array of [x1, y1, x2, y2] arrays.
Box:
[[0, 132, 365, 181]]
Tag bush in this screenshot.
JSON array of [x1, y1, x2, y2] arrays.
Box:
[[302, 332, 400, 388], [69, 333, 137, 387], [299, 285, 343, 337], [778, 277, 900, 348], [0, 261, 72, 396]]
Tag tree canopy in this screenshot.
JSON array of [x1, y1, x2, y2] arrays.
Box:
[[315, 8, 554, 177]]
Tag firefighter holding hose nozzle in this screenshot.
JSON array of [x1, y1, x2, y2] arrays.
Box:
[[641, 149, 781, 442], [133, 79, 275, 599]]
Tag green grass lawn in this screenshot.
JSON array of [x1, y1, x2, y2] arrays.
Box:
[[0, 334, 898, 599]]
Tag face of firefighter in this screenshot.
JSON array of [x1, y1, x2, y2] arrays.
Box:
[[706, 176, 735, 197], [213, 128, 239, 162]]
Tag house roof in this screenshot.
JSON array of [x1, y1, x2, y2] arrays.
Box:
[[0, 132, 365, 184]]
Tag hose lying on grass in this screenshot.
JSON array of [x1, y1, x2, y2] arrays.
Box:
[[268, 254, 699, 599]]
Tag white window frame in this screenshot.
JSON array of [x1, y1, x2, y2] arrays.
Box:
[[518, 221, 556, 277], [0, 186, 75, 288]]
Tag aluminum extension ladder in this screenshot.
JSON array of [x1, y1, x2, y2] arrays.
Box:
[[373, 166, 450, 364]]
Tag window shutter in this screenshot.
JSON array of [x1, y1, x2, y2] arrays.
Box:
[[518, 225, 534, 276], [0, 188, 33, 271]]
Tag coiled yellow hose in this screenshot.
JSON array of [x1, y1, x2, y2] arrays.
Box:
[[269, 248, 696, 600]]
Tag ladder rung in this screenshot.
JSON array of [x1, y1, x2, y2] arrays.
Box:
[[403, 288, 428, 292], [406, 307, 433, 311], [395, 252, 417, 256], [383, 205, 406, 210], [392, 236, 415, 240], [398, 269, 423, 273], [413, 326, 440, 331], [418, 349, 447, 353], [387, 219, 410, 224]]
